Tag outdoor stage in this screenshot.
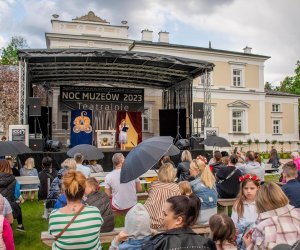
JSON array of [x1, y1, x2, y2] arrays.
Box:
[[17, 148, 211, 172]]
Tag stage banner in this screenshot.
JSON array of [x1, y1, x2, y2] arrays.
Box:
[[60, 85, 144, 112], [70, 110, 93, 147]]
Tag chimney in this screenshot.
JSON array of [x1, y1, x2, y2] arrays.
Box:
[[243, 46, 252, 54], [141, 29, 153, 42], [158, 31, 169, 43]]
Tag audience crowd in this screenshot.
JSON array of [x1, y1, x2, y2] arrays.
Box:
[[0, 147, 300, 250]]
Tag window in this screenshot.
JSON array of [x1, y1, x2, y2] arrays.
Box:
[[272, 104, 280, 112], [273, 120, 280, 134], [232, 110, 243, 133], [233, 69, 242, 87], [61, 111, 69, 130], [142, 108, 150, 132]]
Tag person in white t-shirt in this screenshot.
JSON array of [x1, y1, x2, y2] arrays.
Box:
[[104, 153, 142, 212], [74, 153, 91, 177]]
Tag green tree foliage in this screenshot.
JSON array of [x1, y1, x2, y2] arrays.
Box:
[[0, 36, 28, 65], [264, 81, 273, 90]]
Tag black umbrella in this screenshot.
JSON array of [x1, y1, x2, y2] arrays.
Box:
[[121, 136, 176, 183], [202, 135, 231, 147], [67, 144, 104, 160], [0, 141, 32, 156]]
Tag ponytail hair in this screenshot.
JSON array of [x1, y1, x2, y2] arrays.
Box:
[[63, 170, 86, 201], [166, 194, 200, 227], [190, 159, 215, 188], [229, 154, 238, 165]]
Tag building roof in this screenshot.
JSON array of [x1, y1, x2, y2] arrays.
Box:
[[18, 49, 214, 88], [133, 41, 271, 60], [265, 89, 300, 97]]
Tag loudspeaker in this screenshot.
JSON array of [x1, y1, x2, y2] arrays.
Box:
[[193, 102, 204, 119], [29, 138, 44, 151], [159, 109, 186, 138], [175, 139, 190, 150], [28, 97, 41, 116], [28, 107, 52, 139], [190, 136, 204, 150]]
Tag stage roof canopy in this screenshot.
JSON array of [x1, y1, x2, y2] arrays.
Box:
[[18, 49, 214, 88]]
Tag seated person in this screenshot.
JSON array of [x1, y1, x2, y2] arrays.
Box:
[[104, 153, 142, 212], [85, 177, 114, 233], [109, 204, 152, 249], [281, 161, 300, 208], [210, 151, 226, 175], [87, 160, 103, 173], [74, 153, 91, 178], [216, 154, 242, 198]]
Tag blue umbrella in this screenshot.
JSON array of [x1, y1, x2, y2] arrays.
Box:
[[120, 136, 178, 183]]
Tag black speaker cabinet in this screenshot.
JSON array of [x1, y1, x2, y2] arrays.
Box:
[[159, 109, 186, 139], [29, 138, 44, 151], [28, 97, 41, 117], [28, 106, 52, 139], [190, 136, 204, 150], [193, 102, 204, 119]]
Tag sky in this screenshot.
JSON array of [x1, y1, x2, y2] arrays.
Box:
[[0, 0, 299, 86]]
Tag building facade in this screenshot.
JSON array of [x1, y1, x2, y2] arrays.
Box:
[[45, 11, 299, 151]]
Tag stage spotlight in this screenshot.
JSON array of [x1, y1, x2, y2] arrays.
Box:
[[175, 139, 190, 150], [45, 140, 62, 152]]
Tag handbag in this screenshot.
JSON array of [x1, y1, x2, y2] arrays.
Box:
[[217, 168, 238, 184], [54, 205, 85, 241]]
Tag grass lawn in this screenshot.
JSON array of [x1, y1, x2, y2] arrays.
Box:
[[13, 174, 279, 250]]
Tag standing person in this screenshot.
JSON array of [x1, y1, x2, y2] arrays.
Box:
[[216, 154, 242, 198], [268, 148, 281, 169], [74, 153, 91, 177], [189, 159, 218, 224], [49, 170, 103, 249], [291, 152, 300, 170], [243, 182, 300, 249], [0, 194, 15, 250], [231, 174, 260, 249], [85, 177, 115, 233], [0, 160, 25, 231], [209, 214, 237, 250], [20, 157, 39, 201], [176, 150, 193, 182], [119, 119, 128, 150], [142, 195, 216, 250], [238, 151, 265, 182], [144, 163, 181, 229], [104, 153, 142, 212], [281, 161, 300, 208], [38, 156, 58, 201], [87, 160, 103, 173], [46, 158, 77, 210]]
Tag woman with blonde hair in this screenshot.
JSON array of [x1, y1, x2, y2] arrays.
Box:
[[243, 182, 300, 249], [46, 158, 77, 210], [177, 150, 193, 182], [189, 158, 218, 224], [49, 170, 103, 249], [144, 163, 181, 229], [20, 157, 38, 201]]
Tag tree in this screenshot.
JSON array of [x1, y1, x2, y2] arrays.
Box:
[[265, 139, 270, 152], [264, 81, 273, 90], [247, 139, 253, 151], [0, 36, 28, 65], [279, 141, 284, 152], [254, 139, 260, 151]]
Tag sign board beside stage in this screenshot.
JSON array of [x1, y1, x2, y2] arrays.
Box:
[[60, 85, 144, 112], [9, 125, 29, 146], [96, 130, 116, 149], [204, 127, 219, 139]]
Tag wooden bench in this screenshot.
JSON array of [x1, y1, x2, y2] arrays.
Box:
[[217, 198, 236, 215], [91, 170, 158, 182], [15, 176, 40, 192], [41, 224, 210, 247]]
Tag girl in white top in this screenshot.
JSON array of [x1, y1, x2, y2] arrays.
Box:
[[231, 174, 260, 250]]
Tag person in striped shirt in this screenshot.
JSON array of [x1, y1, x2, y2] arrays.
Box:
[[49, 170, 103, 250]]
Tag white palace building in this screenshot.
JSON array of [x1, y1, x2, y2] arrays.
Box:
[[44, 11, 298, 151]]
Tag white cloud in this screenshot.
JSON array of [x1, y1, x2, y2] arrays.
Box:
[[0, 0, 299, 85]]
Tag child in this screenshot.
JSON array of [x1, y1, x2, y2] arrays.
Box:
[[85, 177, 114, 233], [281, 161, 300, 208], [231, 174, 260, 250], [109, 203, 152, 249], [178, 181, 193, 196], [209, 214, 237, 250], [20, 157, 38, 201]]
